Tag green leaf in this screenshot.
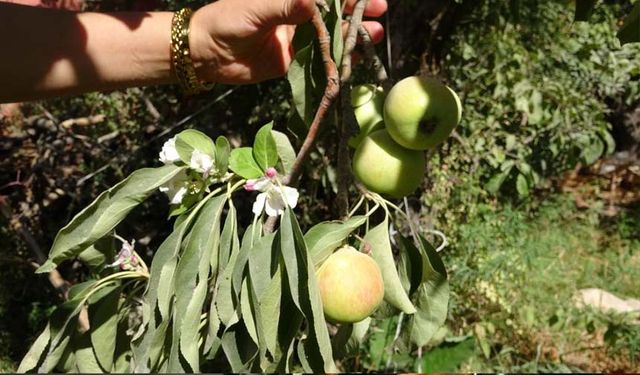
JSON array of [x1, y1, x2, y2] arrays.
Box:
[[305, 216, 367, 268], [74, 332, 104, 373], [256, 270, 282, 358], [221, 325, 258, 372], [280, 210, 337, 372], [248, 233, 277, 299], [328, 0, 344, 65], [363, 218, 416, 314], [618, 1, 640, 44], [175, 129, 216, 164], [516, 173, 529, 197], [38, 165, 185, 272], [88, 285, 122, 371], [77, 236, 116, 269], [409, 235, 449, 347], [574, 0, 597, 22], [241, 279, 259, 345], [580, 137, 604, 165], [18, 323, 51, 373], [396, 234, 424, 297], [177, 195, 226, 372], [215, 136, 231, 175], [229, 147, 264, 179], [271, 130, 297, 175], [485, 165, 513, 195], [233, 222, 263, 298], [253, 122, 279, 171], [288, 44, 315, 126], [218, 202, 239, 272], [332, 318, 371, 358]]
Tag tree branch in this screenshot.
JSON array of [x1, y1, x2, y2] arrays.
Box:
[[265, 5, 341, 233], [358, 25, 392, 90], [336, 0, 368, 219], [283, 5, 340, 187]]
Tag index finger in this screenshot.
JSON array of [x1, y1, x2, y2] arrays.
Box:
[[343, 0, 387, 18]]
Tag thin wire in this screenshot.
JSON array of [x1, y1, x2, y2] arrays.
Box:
[[77, 87, 237, 187]]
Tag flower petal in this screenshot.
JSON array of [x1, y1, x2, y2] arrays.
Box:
[[252, 177, 272, 192], [190, 150, 214, 174], [159, 136, 180, 164], [252, 192, 267, 216], [282, 186, 299, 209]]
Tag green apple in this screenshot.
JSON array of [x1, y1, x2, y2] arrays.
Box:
[[317, 245, 384, 323], [384, 76, 462, 150], [352, 129, 426, 198], [348, 84, 386, 148]]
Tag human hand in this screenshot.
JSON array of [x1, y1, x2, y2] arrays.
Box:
[[189, 0, 387, 85]]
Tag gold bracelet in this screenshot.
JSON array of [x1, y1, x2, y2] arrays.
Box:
[[171, 8, 214, 95]]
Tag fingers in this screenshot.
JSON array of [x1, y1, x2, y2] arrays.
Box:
[[254, 0, 316, 27], [344, 0, 388, 18], [341, 20, 384, 44]]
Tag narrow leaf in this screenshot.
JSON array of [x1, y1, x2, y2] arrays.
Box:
[[305, 215, 367, 267], [178, 195, 226, 371], [409, 235, 450, 347], [38, 165, 185, 272], [253, 122, 279, 171], [363, 218, 417, 314], [618, 1, 640, 44], [18, 323, 51, 373], [215, 136, 231, 174], [271, 130, 297, 175], [88, 285, 122, 371]]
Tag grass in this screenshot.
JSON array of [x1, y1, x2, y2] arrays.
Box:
[[359, 193, 640, 372]]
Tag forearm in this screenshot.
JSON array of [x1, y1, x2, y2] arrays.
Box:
[[0, 3, 176, 102]]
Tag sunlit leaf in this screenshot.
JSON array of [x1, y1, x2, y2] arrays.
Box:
[[175, 129, 216, 164], [363, 218, 416, 314], [253, 122, 279, 171], [229, 147, 263, 179], [38, 165, 185, 273], [305, 215, 367, 267]]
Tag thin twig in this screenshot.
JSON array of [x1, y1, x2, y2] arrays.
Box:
[[336, 0, 368, 219], [340, 0, 368, 83], [264, 5, 341, 233], [358, 25, 391, 90], [283, 6, 340, 187]]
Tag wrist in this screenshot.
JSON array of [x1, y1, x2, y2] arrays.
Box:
[[186, 7, 220, 84]]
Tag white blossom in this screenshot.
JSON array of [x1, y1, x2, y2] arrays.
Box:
[[159, 136, 180, 164], [246, 168, 299, 217], [189, 149, 215, 175], [159, 170, 189, 205]]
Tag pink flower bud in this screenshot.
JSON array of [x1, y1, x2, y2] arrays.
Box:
[[265, 167, 277, 178], [244, 180, 256, 191]]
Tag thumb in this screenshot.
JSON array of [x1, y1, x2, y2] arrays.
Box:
[[252, 0, 316, 27]]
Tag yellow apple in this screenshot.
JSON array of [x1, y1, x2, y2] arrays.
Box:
[[317, 245, 384, 323]]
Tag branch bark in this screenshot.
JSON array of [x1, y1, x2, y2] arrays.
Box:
[[336, 0, 368, 219], [358, 25, 391, 90], [265, 4, 341, 233], [283, 5, 340, 187]]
